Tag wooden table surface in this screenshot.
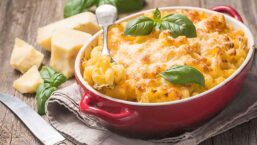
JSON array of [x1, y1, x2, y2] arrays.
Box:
[[0, 0, 257, 145]]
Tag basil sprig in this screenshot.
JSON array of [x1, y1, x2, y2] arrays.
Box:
[[36, 66, 67, 115], [125, 8, 197, 38], [111, 0, 145, 13], [158, 14, 197, 38], [36, 83, 57, 115], [124, 16, 155, 36], [40, 66, 67, 87], [64, 0, 96, 18], [160, 65, 205, 86], [153, 7, 161, 20], [64, 0, 145, 18]]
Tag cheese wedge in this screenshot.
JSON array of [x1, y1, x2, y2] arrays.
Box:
[[37, 12, 99, 51], [10, 38, 44, 73], [50, 29, 92, 78], [13, 65, 43, 94]]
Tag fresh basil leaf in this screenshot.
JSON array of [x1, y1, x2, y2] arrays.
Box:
[[40, 66, 67, 87], [40, 66, 56, 83], [98, 0, 117, 7], [64, 0, 97, 18], [36, 83, 57, 115], [99, 0, 145, 13], [64, 0, 84, 18], [36, 66, 66, 115], [64, 0, 145, 18], [116, 0, 145, 13], [159, 14, 196, 38], [160, 65, 205, 86], [124, 16, 155, 36], [153, 8, 161, 20], [51, 73, 67, 87], [82, 0, 97, 8]]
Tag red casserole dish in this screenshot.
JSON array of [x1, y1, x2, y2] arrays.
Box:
[[75, 6, 255, 138]]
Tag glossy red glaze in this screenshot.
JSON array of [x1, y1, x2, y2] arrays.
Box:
[[75, 6, 255, 138], [80, 94, 135, 125], [211, 6, 244, 22]]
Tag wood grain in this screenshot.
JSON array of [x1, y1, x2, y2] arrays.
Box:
[[0, 0, 256, 145]]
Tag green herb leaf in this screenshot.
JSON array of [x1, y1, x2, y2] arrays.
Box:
[[64, 0, 97, 18], [159, 14, 197, 38], [40, 66, 56, 83], [153, 8, 161, 20], [82, 0, 97, 8], [64, 0, 84, 18], [51, 73, 67, 87], [124, 16, 155, 36], [64, 0, 145, 18], [36, 66, 67, 115], [40, 66, 67, 87], [36, 83, 57, 115], [116, 0, 145, 13], [98, 0, 117, 7], [99, 0, 145, 12], [160, 65, 205, 86]]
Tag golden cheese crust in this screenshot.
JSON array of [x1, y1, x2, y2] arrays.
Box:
[[82, 10, 249, 103]]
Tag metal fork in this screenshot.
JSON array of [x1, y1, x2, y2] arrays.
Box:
[[95, 4, 118, 62]]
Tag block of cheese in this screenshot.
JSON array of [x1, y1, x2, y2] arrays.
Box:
[[10, 38, 44, 73], [13, 65, 43, 94], [37, 12, 99, 51], [50, 29, 92, 78]]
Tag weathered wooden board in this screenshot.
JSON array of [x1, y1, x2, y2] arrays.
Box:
[[0, 0, 256, 145]]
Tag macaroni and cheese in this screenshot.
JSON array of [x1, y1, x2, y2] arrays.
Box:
[[81, 10, 249, 103]]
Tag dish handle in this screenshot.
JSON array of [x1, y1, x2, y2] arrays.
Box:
[[211, 6, 243, 23], [80, 94, 135, 125]]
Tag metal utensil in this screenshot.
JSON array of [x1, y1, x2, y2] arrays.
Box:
[[95, 4, 117, 62], [0, 93, 65, 145]]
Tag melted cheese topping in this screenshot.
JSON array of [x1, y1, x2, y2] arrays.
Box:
[[82, 10, 249, 103]]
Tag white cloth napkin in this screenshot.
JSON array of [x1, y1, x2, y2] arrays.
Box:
[[45, 72, 257, 145]]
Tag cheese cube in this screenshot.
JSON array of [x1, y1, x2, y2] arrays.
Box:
[[13, 66, 43, 94], [10, 38, 44, 73], [37, 12, 99, 51], [50, 29, 92, 78]]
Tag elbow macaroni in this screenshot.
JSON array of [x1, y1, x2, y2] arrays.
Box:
[[83, 46, 125, 89], [81, 10, 249, 103]]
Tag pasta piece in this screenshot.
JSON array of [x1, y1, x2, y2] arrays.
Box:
[[82, 48, 125, 89]]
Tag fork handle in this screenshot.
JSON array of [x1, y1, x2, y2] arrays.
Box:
[[102, 25, 110, 56]]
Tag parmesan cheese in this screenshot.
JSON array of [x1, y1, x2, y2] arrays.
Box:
[[37, 12, 99, 51], [13, 66, 43, 94], [50, 29, 92, 78], [10, 38, 44, 73]]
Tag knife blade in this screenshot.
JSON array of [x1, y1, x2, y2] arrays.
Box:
[[0, 93, 65, 145]]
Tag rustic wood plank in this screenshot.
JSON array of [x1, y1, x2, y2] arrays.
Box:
[[0, 0, 43, 144], [0, 4, 10, 144], [0, 0, 257, 145], [0, 0, 65, 145]]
